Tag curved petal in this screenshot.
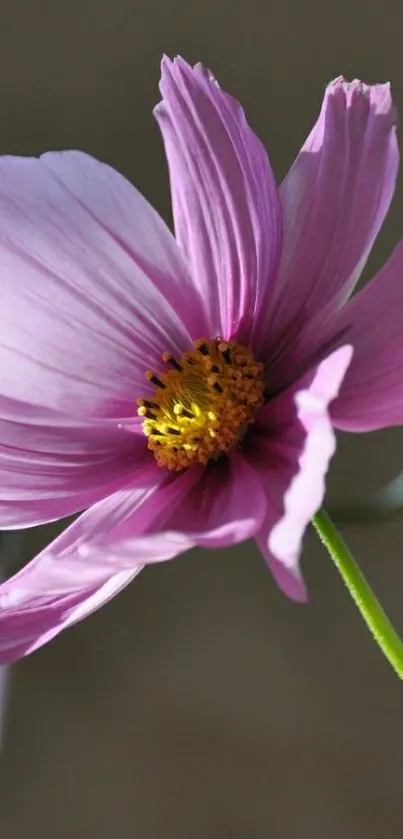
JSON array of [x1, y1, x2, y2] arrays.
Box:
[[0, 150, 197, 418], [331, 241, 403, 430], [0, 395, 151, 529], [248, 346, 352, 599], [0, 568, 141, 663], [163, 454, 267, 548], [81, 456, 266, 566], [0, 464, 200, 663], [261, 553, 307, 602], [261, 77, 398, 353], [155, 56, 282, 344]]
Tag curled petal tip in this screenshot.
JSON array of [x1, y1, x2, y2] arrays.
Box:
[[327, 76, 396, 119]]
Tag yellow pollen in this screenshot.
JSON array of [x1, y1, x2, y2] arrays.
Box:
[[137, 338, 265, 471]]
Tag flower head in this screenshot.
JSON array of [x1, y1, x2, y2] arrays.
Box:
[[0, 58, 399, 662]]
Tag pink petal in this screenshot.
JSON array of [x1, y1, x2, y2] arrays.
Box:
[[0, 450, 268, 661], [0, 464, 198, 663], [155, 56, 282, 344], [258, 78, 398, 355], [263, 552, 307, 603], [0, 395, 150, 528], [162, 455, 267, 548], [0, 150, 196, 418], [81, 456, 266, 566], [249, 346, 352, 599], [0, 568, 141, 663], [331, 241, 403, 430]]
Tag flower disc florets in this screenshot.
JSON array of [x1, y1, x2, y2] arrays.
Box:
[[137, 338, 265, 470]]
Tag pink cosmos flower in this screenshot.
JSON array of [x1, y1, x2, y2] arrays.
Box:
[[0, 57, 399, 663]]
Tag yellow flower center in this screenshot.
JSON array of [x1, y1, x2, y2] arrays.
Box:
[[137, 338, 265, 471]]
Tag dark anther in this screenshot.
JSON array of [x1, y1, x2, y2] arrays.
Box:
[[142, 399, 159, 409], [211, 364, 220, 373], [221, 348, 232, 363], [213, 382, 223, 393], [149, 374, 166, 389], [167, 427, 181, 435], [165, 355, 183, 371], [145, 410, 157, 420], [197, 343, 209, 355]]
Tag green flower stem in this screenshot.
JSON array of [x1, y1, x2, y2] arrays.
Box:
[[312, 508, 403, 680]]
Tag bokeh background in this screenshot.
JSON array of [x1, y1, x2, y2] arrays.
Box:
[[1, 0, 403, 836]]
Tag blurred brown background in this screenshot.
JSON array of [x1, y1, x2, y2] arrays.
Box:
[[1, 0, 403, 836]]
